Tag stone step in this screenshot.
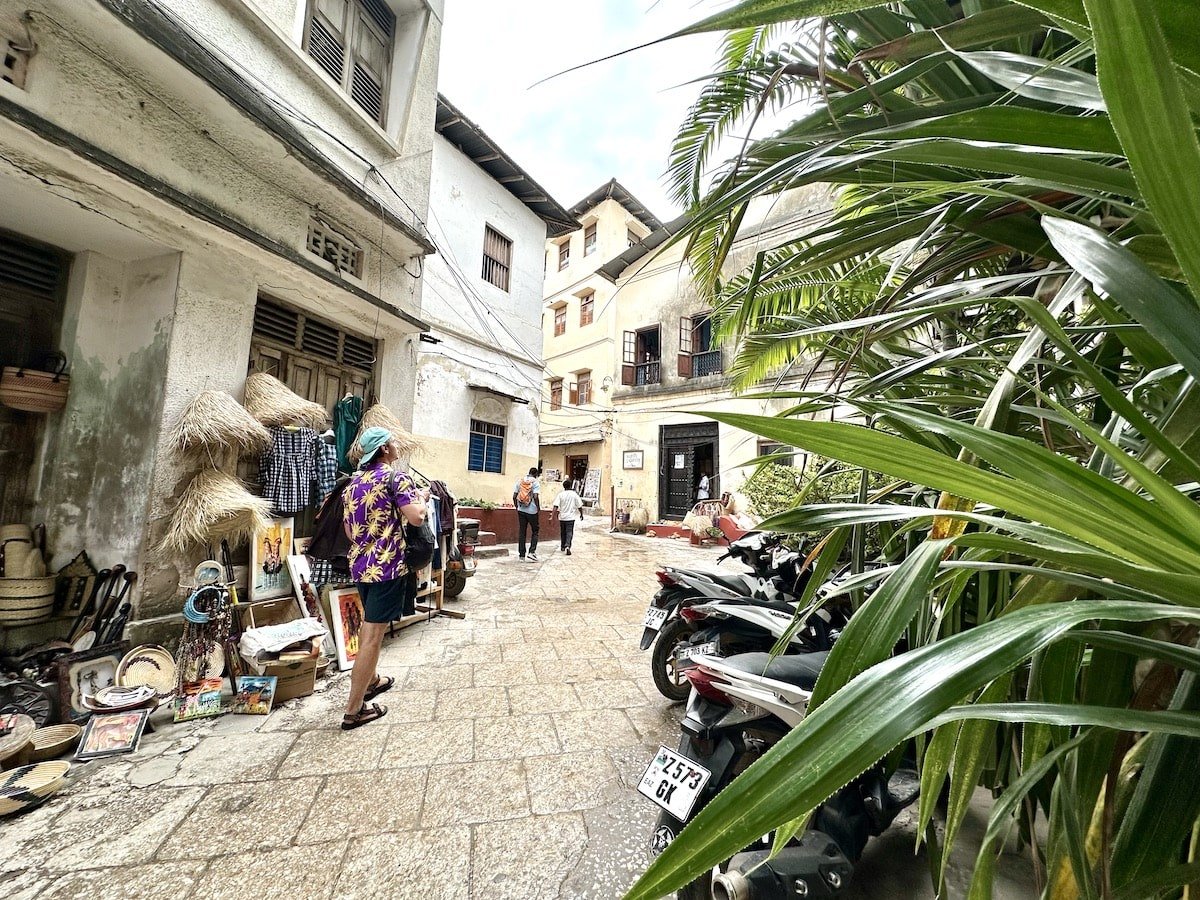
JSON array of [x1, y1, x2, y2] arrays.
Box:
[[479, 531, 498, 546], [474, 546, 509, 559]]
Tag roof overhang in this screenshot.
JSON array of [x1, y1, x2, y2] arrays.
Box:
[[436, 96, 578, 238], [568, 179, 664, 232], [469, 382, 530, 405], [597, 213, 691, 282], [540, 426, 605, 446]]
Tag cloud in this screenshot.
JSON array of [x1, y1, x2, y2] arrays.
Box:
[[437, 0, 722, 219]]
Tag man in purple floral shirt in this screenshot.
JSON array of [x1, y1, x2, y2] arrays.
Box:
[[340, 427, 426, 730]]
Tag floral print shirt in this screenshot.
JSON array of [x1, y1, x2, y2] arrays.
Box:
[[343, 463, 418, 583]]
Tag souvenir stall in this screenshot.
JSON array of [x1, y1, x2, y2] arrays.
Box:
[[0, 373, 466, 821]]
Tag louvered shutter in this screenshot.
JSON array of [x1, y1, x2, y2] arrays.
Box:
[[678, 316, 693, 377], [468, 433, 486, 472], [307, 0, 348, 84], [622, 331, 636, 386], [350, 13, 388, 123]]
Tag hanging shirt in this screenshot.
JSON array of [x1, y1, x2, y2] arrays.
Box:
[[260, 427, 320, 514], [333, 395, 365, 474], [315, 439, 338, 503], [343, 463, 418, 583]]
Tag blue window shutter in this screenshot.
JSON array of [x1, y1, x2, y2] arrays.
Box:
[[468, 432, 486, 471], [484, 435, 504, 473]]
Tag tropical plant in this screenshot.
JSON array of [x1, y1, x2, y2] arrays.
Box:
[[625, 1, 1200, 899]]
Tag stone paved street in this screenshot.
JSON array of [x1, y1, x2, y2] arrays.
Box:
[[2, 520, 1036, 899]]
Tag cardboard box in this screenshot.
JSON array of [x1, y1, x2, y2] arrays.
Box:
[[260, 655, 318, 706], [238, 597, 300, 631]]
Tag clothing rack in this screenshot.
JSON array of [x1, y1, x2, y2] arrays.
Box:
[[386, 467, 465, 631]]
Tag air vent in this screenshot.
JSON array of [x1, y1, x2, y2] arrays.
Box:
[[301, 317, 340, 360], [358, 0, 395, 37], [342, 333, 375, 372], [0, 233, 65, 297], [350, 64, 383, 123], [252, 300, 300, 347], [307, 17, 345, 83], [1, 36, 29, 90], [306, 218, 363, 278]]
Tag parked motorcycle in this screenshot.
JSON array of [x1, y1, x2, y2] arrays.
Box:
[[638, 651, 920, 899], [641, 533, 813, 701], [444, 517, 479, 599]]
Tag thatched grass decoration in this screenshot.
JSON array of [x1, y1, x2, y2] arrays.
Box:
[[689, 514, 714, 537], [169, 391, 271, 457], [161, 469, 273, 553], [243, 373, 329, 429], [348, 403, 422, 464]]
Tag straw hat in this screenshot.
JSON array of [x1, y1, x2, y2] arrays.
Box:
[[169, 391, 271, 457], [347, 404, 422, 464], [242, 373, 329, 429], [161, 469, 273, 553]]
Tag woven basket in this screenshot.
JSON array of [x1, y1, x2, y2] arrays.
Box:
[[0, 577, 56, 624], [0, 354, 69, 413]]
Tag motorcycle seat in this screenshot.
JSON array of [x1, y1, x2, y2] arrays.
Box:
[[701, 571, 762, 593], [719, 651, 828, 690]]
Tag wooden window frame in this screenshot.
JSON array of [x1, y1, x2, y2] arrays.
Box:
[[302, 0, 395, 126], [627, 228, 639, 249], [579, 291, 594, 326], [577, 371, 592, 406], [557, 240, 570, 271], [482, 224, 513, 292], [583, 222, 597, 256], [553, 306, 567, 337], [549, 379, 563, 410]]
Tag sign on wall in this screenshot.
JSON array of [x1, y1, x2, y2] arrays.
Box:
[[623, 450, 643, 470], [582, 468, 602, 502]]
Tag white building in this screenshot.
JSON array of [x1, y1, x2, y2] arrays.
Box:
[[412, 96, 575, 502], [0, 0, 442, 644]]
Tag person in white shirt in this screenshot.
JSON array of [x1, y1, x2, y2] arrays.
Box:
[[697, 471, 711, 501], [552, 478, 584, 555]]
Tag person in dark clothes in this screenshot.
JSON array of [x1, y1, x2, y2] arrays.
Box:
[[513, 466, 541, 561]]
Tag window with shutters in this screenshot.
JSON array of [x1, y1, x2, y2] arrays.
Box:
[[627, 228, 639, 249], [557, 240, 570, 271], [679, 313, 722, 378], [553, 306, 566, 337], [583, 223, 597, 256], [468, 419, 505, 474], [623, 327, 660, 386], [482, 225, 512, 291], [303, 0, 395, 126], [549, 379, 563, 410], [577, 371, 592, 405], [579, 291, 594, 326]]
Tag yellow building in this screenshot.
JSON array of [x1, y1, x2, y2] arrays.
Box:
[[540, 182, 836, 519]]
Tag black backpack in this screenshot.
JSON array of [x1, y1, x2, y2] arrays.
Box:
[[308, 475, 352, 566]]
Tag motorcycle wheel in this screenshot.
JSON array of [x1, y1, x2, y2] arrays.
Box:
[[444, 570, 467, 598], [652, 617, 697, 703]]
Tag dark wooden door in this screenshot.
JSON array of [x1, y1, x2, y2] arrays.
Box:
[[659, 422, 719, 519]]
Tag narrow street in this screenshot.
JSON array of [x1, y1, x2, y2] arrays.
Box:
[[3, 523, 1035, 899]]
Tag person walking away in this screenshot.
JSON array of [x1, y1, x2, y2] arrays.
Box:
[[552, 478, 583, 555], [340, 427, 427, 730], [513, 467, 541, 560]]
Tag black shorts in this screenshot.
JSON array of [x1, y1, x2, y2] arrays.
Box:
[[356, 578, 405, 624]]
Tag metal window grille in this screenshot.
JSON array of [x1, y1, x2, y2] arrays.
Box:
[[482, 225, 512, 292], [577, 372, 592, 405], [554, 307, 566, 336], [303, 0, 394, 125], [579, 292, 594, 326], [307, 218, 364, 277], [583, 223, 597, 256], [468, 418, 505, 473], [557, 241, 570, 271], [550, 380, 563, 410], [2, 36, 30, 89]]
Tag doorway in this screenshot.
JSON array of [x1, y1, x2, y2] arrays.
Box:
[[659, 422, 719, 519], [565, 455, 589, 489]]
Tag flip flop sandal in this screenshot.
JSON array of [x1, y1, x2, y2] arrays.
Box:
[[365, 675, 395, 702], [341, 702, 388, 731]]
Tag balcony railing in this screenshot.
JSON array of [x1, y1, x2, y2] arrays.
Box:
[[635, 360, 661, 386], [691, 348, 724, 377]]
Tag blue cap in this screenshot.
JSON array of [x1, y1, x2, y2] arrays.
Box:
[[357, 426, 393, 466]]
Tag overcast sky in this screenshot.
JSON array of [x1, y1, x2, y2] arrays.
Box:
[[437, 0, 723, 222]]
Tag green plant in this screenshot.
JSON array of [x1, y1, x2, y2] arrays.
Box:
[[624, 2, 1200, 899], [456, 497, 497, 511], [740, 462, 804, 518]]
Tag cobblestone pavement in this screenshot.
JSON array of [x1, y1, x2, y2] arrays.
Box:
[[2, 520, 1036, 899]]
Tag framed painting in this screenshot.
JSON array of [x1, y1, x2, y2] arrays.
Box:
[[286, 554, 336, 657], [56, 641, 130, 723], [75, 709, 150, 760], [250, 517, 294, 601], [328, 586, 364, 671]]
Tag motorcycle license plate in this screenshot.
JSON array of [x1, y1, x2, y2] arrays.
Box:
[[637, 745, 711, 820], [643, 606, 669, 631], [674, 640, 719, 663]]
